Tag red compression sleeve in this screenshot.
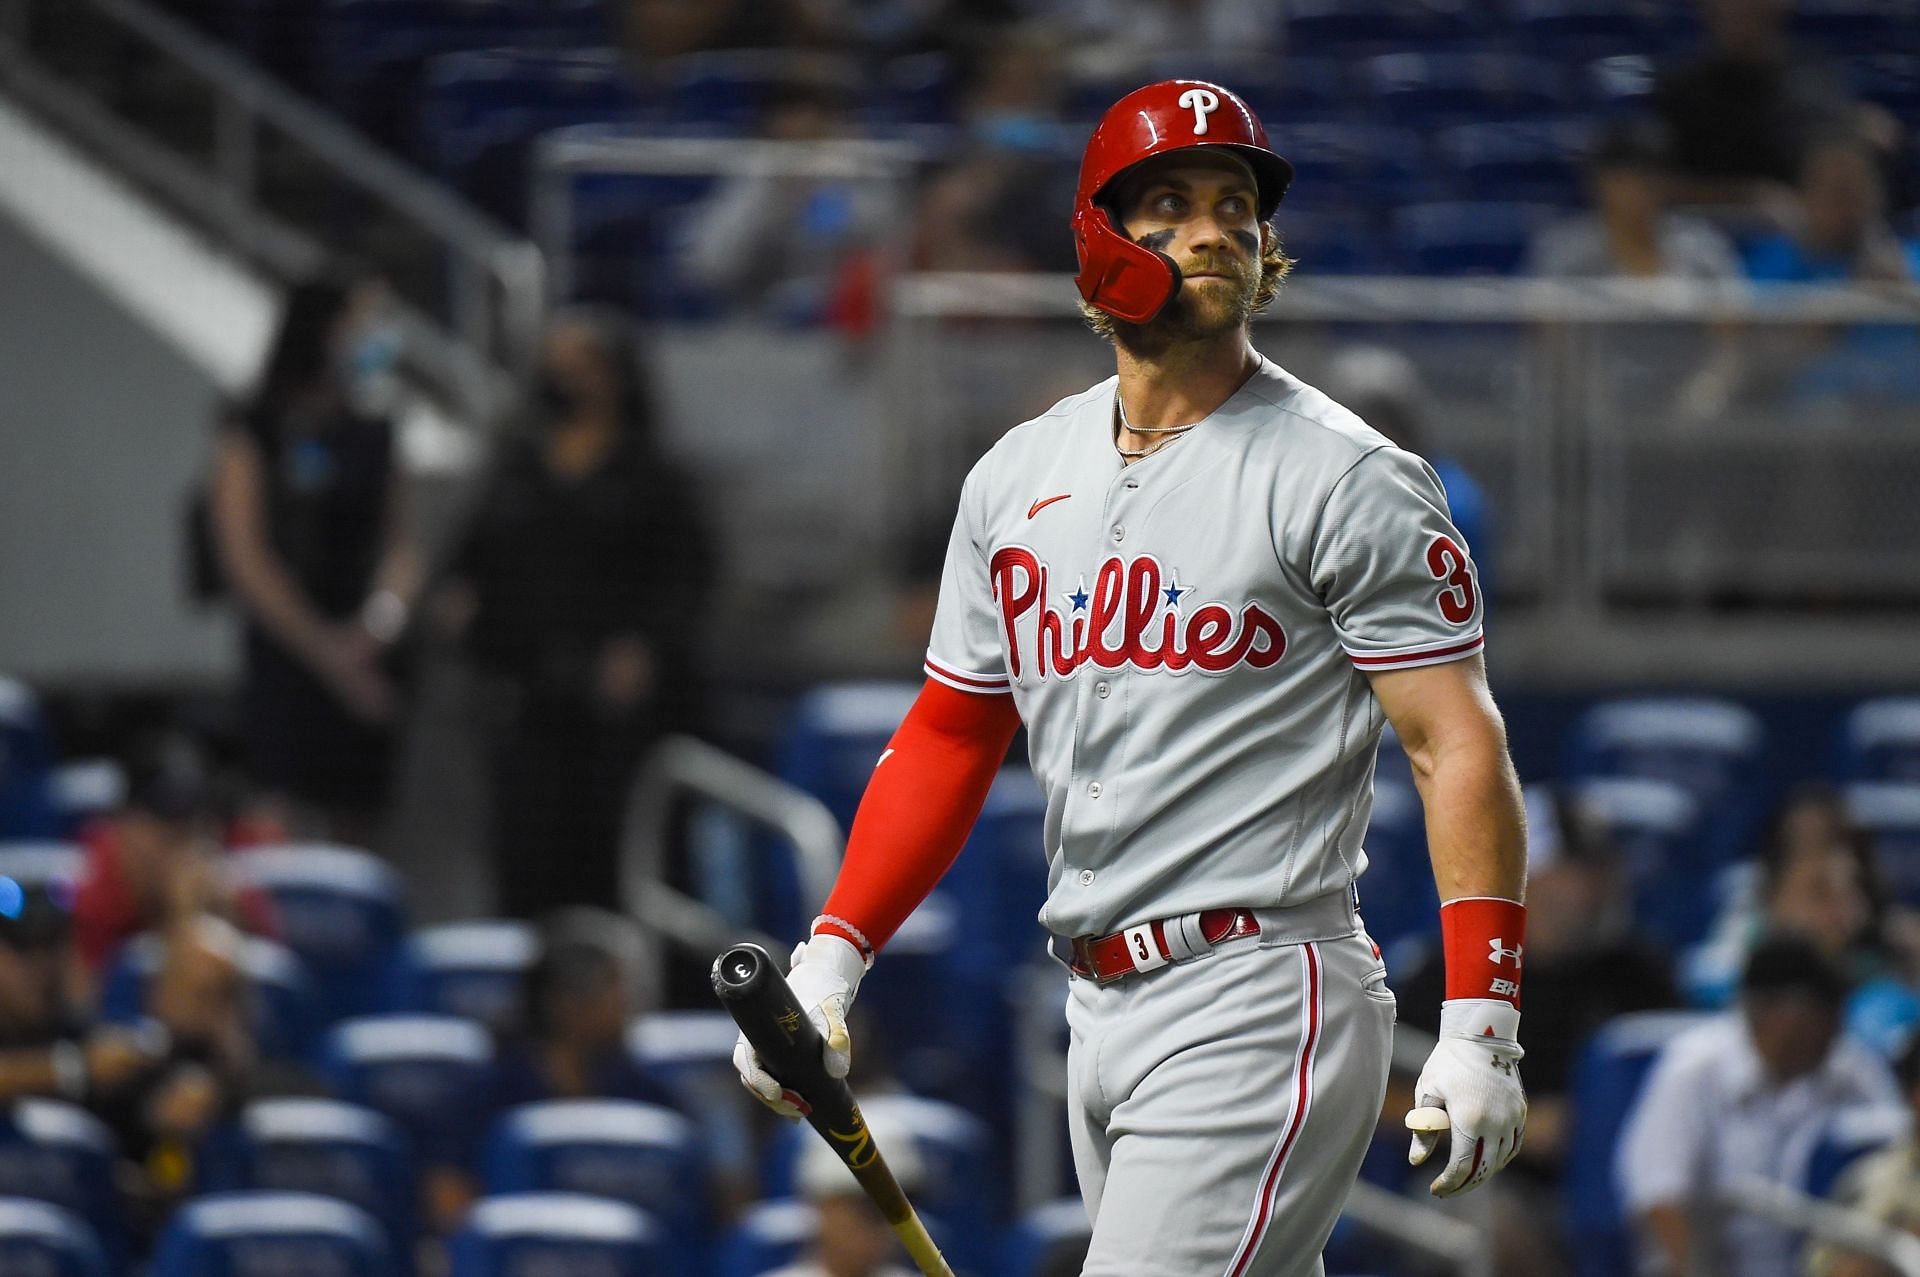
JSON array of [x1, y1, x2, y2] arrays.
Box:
[[1440, 896, 1527, 1009], [812, 679, 1022, 956]]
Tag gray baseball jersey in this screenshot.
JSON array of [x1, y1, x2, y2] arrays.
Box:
[[925, 355, 1484, 940]]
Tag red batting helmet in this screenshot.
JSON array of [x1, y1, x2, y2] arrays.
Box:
[[1072, 80, 1294, 325]]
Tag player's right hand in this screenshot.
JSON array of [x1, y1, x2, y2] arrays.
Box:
[[732, 933, 866, 1119]]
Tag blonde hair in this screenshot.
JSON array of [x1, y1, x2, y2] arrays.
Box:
[[1080, 226, 1294, 342]]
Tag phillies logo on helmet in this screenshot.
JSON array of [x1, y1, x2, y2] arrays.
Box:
[[1178, 87, 1220, 135], [990, 546, 1286, 681]]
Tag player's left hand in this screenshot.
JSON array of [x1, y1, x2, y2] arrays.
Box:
[[1406, 999, 1526, 1197]]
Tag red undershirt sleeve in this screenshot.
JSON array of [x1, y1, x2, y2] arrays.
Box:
[[811, 678, 1023, 957]]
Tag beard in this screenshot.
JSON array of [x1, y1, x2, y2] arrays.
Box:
[[1110, 246, 1261, 354]]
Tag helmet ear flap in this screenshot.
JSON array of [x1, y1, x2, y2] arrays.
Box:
[[1072, 203, 1182, 326]]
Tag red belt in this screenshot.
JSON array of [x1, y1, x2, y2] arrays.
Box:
[[1068, 908, 1262, 983]]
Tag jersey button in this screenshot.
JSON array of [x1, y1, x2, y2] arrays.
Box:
[[1111, 525, 1125, 543], [1087, 781, 1102, 798], [1095, 682, 1110, 699], [1078, 869, 1095, 886]]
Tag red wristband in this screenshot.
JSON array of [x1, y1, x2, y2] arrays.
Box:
[[1440, 896, 1526, 1008]]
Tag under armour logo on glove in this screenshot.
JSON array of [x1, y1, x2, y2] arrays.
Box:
[[1178, 87, 1219, 135], [1487, 939, 1523, 967]]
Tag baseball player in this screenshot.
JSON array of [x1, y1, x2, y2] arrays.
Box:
[[736, 80, 1530, 1276]]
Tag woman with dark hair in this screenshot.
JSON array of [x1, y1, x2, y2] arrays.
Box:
[[208, 271, 419, 843], [440, 308, 713, 918]]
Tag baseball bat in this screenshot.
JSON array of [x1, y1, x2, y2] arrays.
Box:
[[711, 943, 955, 1277]]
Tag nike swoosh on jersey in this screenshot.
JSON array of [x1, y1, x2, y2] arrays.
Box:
[[1027, 494, 1071, 519]]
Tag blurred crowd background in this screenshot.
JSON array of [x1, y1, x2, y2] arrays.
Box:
[[1, 0, 1919, 1273]]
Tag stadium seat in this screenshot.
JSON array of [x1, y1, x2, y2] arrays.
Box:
[[198, 1098, 416, 1263], [1279, 123, 1438, 206], [1506, 0, 1696, 56], [1847, 53, 1920, 121], [1792, 0, 1919, 51], [0, 1102, 123, 1269], [1356, 776, 1435, 953], [1000, 1197, 1093, 1277], [149, 1192, 397, 1277], [763, 1094, 993, 1270], [626, 1011, 756, 1182], [0, 1198, 108, 1277], [1564, 696, 1767, 860], [1569, 776, 1711, 948], [98, 931, 321, 1063], [1271, 208, 1396, 275], [446, 1194, 664, 1276], [320, 1015, 494, 1167], [1845, 783, 1920, 905], [1283, 0, 1487, 55], [714, 1199, 815, 1277], [1563, 1010, 1712, 1277], [874, 52, 956, 126], [383, 919, 538, 1029], [554, 155, 727, 318], [1391, 201, 1558, 275], [0, 841, 84, 893], [1804, 1103, 1911, 1199], [232, 843, 406, 1025], [1588, 53, 1660, 116], [0, 677, 57, 840], [481, 1100, 708, 1268], [659, 50, 857, 129], [776, 681, 920, 830], [934, 767, 1049, 972], [1364, 53, 1577, 127], [44, 761, 124, 835], [1435, 120, 1592, 207], [1839, 697, 1920, 782]]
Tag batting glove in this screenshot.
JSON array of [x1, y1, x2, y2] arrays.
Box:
[[1407, 999, 1527, 1197], [732, 933, 866, 1119]]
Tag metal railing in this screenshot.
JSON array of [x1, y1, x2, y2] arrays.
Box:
[[0, 0, 543, 421], [1708, 1179, 1920, 1277]]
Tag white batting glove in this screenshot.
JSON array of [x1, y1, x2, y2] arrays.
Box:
[[732, 934, 866, 1119], [1406, 999, 1527, 1197]]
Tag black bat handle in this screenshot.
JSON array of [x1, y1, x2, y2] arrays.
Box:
[[711, 942, 848, 1111]]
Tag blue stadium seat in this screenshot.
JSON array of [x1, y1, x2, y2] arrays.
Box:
[[763, 1094, 993, 1270], [1364, 53, 1577, 127], [1847, 54, 1920, 120], [777, 682, 920, 831], [626, 1011, 756, 1183], [874, 52, 955, 126], [1570, 777, 1711, 947], [1839, 697, 1920, 782], [446, 1194, 664, 1277], [0, 678, 57, 840], [320, 1015, 494, 1168], [1273, 208, 1396, 275], [1804, 1103, 1910, 1199], [0, 841, 84, 893], [659, 50, 856, 129], [1145, 55, 1356, 124], [44, 761, 124, 836], [481, 1100, 708, 1269], [1000, 1197, 1093, 1277], [0, 1199, 107, 1277], [1846, 783, 1920, 905], [97, 931, 321, 1063], [1565, 696, 1767, 861], [1506, 0, 1696, 56], [1284, 0, 1487, 55], [150, 1192, 397, 1277], [233, 843, 406, 1025], [1588, 54, 1661, 116], [714, 1200, 815, 1277], [1391, 201, 1558, 275], [199, 1099, 417, 1263], [1564, 1010, 1712, 1277], [1792, 0, 1920, 51], [1279, 123, 1438, 206], [1356, 776, 1435, 953], [384, 919, 538, 1030], [1436, 120, 1592, 206], [0, 1103, 122, 1269], [935, 767, 1049, 972]]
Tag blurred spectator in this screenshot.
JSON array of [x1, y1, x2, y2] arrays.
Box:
[[678, 73, 898, 327], [95, 917, 258, 1231], [1654, 0, 1860, 209], [1318, 346, 1494, 595], [1619, 935, 1898, 1277], [910, 27, 1078, 275], [1806, 1034, 1920, 1277], [1529, 119, 1743, 282], [1745, 135, 1920, 284], [208, 269, 420, 847], [1400, 785, 1678, 1277], [762, 1109, 926, 1277], [0, 878, 163, 1103], [71, 734, 273, 977], [440, 308, 713, 918]]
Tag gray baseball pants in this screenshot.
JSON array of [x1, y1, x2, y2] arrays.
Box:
[[1064, 902, 1395, 1276]]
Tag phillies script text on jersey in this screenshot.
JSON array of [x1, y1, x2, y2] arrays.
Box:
[[991, 547, 1286, 679]]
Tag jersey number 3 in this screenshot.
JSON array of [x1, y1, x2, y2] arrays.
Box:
[[1425, 535, 1477, 625]]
